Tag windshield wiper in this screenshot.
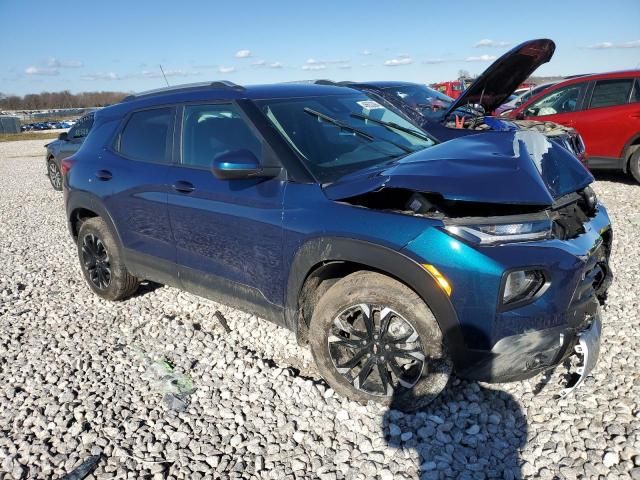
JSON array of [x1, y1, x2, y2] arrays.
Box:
[[303, 108, 374, 141], [304, 107, 413, 154], [350, 112, 431, 142]]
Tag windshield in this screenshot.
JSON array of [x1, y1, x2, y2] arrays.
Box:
[[385, 84, 453, 119], [257, 93, 435, 183]]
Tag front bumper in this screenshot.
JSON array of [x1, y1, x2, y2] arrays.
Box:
[[458, 297, 602, 384], [402, 202, 612, 387]]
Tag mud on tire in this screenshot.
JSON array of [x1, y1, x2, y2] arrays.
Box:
[[308, 271, 451, 410]]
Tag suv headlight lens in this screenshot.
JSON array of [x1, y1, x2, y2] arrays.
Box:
[[502, 269, 546, 305], [444, 218, 552, 245]]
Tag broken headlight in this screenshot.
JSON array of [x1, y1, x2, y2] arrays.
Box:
[[444, 218, 553, 245]]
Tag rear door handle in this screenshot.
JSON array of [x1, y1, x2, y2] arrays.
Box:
[[172, 180, 195, 193], [95, 169, 112, 181], [631, 111, 640, 118]]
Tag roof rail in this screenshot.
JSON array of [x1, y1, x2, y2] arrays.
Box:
[[312, 79, 353, 87], [121, 80, 245, 102]]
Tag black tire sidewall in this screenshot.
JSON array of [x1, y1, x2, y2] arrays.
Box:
[[77, 217, 137, 301], [629, 148, 640, 184], [309, 271, 451, 410]]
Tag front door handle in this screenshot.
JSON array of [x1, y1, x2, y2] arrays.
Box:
[[631, 111, 640, 119], [95, 169, 112, 181], [172, 180, 195, 193]]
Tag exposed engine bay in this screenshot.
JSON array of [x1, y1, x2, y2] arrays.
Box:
[[339, 186, 599, 241]]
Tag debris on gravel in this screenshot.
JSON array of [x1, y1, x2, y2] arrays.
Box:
[[0, 141, 639, 478]]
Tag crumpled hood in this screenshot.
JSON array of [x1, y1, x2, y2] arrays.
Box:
[[324, 130, 593, 205]]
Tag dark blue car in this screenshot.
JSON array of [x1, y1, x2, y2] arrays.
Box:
[[64, 81, 612, 408]]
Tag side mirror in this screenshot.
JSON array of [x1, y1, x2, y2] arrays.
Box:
[[211, 149, 281, 180], [58, 132, 68, 141]]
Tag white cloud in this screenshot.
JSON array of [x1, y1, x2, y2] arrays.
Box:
[[361, 49, 371, 56], [384, 57, 413, 67], [235, 49, 251, 58], [269, 62, 283, 69], [48, 57, 83, 68], [24, 66, 59, 76], [474, 39, 512, 48], [252, 59, 266, 66], [81, 72, 122, 81], [587, 40, 640, 49], [302, 64, 327, 71], [218, 66, 236, 74], [465, 54, 497, 62], [338, 64, 352, 70], [424, 58, 446, 64]]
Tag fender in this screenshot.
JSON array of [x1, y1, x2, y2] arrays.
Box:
[[284, 237, 469, 367], [65, 190, 124, 249]]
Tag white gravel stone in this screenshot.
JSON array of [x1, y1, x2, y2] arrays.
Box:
[[0, 141, 639, 479]]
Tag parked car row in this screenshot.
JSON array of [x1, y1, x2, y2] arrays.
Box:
[[60, 58, 613, 406], [21, 120, 75, 131]]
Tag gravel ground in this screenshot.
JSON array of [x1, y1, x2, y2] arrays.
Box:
[[0, 139, 639, 480]]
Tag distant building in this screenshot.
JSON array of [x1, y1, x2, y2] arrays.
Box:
[[0, 116, 20, 134]]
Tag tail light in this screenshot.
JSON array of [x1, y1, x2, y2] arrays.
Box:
[[60, 158, 76, 176]]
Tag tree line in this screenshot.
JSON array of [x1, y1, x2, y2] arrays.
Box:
[[0, 91, 129, 111]]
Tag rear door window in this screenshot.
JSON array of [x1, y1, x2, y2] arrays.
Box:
[[118, 108, 173, 163], [589, 79, 634, 108]]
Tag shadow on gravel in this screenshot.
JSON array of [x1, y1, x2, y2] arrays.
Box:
[[129, 280, 163, 298], [592, 171, 637, 185], [383, 381, 527, 479]]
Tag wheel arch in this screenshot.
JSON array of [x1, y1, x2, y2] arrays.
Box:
[[66, 191, 123, 249], [622, 133, 640, 173], [285, 237, 467, 365]]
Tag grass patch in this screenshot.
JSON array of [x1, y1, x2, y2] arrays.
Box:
[[0, 132, 61, 142]]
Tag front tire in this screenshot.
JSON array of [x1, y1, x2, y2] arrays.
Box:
[[629, 148, 640, 184], [47, 158, 62, 191], [77, 217, 139, 301], [308, 271, 451, 410]]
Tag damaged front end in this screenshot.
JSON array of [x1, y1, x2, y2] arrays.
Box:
[[325, 130, 612, 395]]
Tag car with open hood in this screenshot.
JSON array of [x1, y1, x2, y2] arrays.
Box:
[[341, 39, 586, 163], [64, 80, 612, 408]]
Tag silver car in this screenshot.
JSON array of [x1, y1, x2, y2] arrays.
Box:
[[45, 113, 94, 190]]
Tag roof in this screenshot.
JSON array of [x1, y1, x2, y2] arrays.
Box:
[[97, 80, 359, 118]]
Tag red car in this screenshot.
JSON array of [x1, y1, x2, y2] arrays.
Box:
[[507, 70, 640, 182]]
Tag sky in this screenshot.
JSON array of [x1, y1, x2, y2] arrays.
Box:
[[1, 0, 639, 96]]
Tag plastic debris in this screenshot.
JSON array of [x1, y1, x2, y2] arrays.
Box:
[[214, 310, 231, 333], [61, 455, 101, 480], [134, 348, 195, 412]]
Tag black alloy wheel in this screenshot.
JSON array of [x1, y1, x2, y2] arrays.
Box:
[[81, 233, 112, 290]]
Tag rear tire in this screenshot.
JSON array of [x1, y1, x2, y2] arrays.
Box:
[[47, 158, 62, 191], [308, 271, 451, 410], [77, 217, 139, 301], [629, 148, 640, 184]]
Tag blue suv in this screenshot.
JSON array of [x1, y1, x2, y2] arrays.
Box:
[[64, 81, 612, 408]]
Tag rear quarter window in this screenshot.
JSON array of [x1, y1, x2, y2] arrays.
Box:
[[589, 79, 634, 108]]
